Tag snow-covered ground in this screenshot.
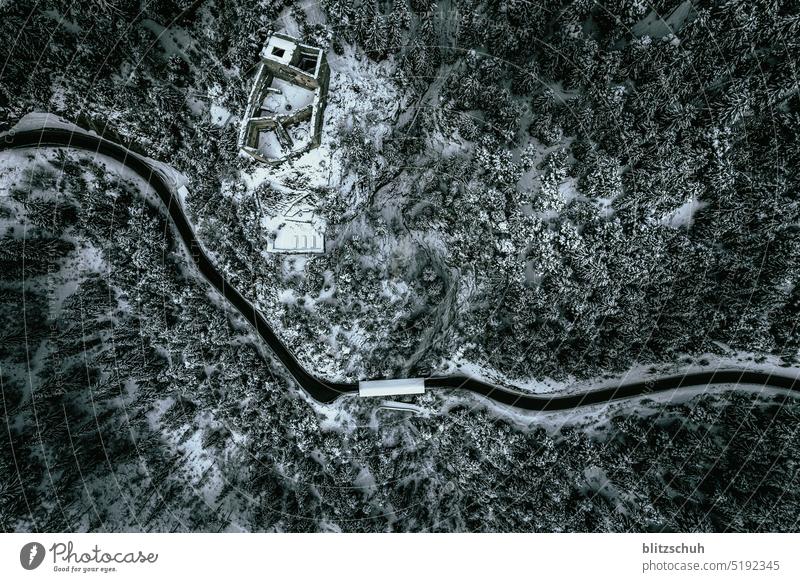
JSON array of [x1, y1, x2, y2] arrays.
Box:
[[662, 196, 707, 228], [2, 112, 190, 192]]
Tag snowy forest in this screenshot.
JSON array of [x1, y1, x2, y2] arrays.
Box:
[[1, 0, 799, 531]]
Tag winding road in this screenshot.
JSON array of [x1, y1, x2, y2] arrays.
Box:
[[3, 126, 800, 411]]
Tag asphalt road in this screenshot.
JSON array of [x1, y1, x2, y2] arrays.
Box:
[[3, 127, 799, 411]]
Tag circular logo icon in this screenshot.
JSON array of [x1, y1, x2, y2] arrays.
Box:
[[20, 542, 46, 570]]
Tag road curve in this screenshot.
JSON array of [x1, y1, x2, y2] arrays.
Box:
[[3, 127, 800, 411], [2, 127, 355, 403]]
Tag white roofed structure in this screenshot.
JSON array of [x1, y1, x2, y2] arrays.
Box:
[[358, 379, 426, 397], [264, 35, 297, 66], [269, 221, 325, 253]]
